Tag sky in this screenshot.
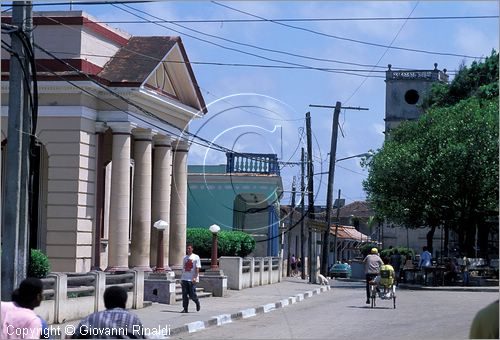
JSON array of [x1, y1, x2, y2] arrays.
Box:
[[19, 0, 500, 206]]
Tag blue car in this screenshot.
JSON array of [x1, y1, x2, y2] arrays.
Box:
[[329, 263, 352, 278]]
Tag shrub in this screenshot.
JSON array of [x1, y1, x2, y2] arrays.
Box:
[[380, 246, 415, 260], [187, 228, 256, 258], [28, 249, 50, 278]]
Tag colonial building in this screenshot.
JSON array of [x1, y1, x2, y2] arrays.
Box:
[[1, 11, 207, 272], [384, 63, 448, 136]]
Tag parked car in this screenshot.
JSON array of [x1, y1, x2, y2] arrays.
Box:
[[329, 262, 352, 278]]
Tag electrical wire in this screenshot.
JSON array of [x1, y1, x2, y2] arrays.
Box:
[[60, 15, 499, 24], [343, 1, 419, 105], [109, 4, 385, 78], [33, 49, 389, 75], [117, 3, 390, 70], [211, 1, 486, 60], [33, 43, 300, 169]]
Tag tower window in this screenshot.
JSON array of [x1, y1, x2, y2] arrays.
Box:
[[404, 89, 419, 105]]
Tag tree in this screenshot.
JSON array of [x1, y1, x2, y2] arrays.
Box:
[[363, 52, 498, 255]]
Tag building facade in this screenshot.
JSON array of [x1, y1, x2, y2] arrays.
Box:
[[1, 11, 207, 272], [187, 153, 283, 256]]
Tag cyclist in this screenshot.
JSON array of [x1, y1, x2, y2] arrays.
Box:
[[363, 248, 383, 304]]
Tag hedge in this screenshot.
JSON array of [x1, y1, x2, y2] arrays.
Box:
[[28, 249, 51, 278], [186, 228, 256, 258]]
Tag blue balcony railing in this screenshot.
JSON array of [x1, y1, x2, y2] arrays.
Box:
[[226, 152, 280, 175]]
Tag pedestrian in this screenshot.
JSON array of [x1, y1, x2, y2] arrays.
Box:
[[461, 255, 471, 286], [290, 254, 297, 277], [71, 286, 145, 339], [419, 246, 432, 285], [296, 258, 302, 277], [390, 249, 402, 281], [469, 300, 499, 338], [180, 244, 201, 313], [363, 248, 383, 304], [1, 277, 48, 339]]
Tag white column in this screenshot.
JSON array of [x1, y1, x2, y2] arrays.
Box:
[[106, 122, 133, 272], [130, 129, 153, 271], [169, 140, 189, 269], [150, 135, 172, 269]]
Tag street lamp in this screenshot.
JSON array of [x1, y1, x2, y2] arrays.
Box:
[[209, 224, 221, 270], [153, 219, 169, 272], [335, 151, 373, 163]]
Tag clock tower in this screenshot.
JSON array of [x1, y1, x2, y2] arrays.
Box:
[[384, 63, 448, 137]]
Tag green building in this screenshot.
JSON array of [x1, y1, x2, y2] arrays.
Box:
[[187, 153, 283, 256]]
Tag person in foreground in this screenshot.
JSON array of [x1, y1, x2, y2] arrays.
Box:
[[180, 244, 201, 313], [71, 286, 145, 339], [363, 248, 383, 304], [1, 277, 49, 339], [469, 300, 499, 339]]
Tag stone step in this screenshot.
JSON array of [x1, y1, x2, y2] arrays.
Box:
[[174, 280, 212, 301], [175, 291, 212, 302]]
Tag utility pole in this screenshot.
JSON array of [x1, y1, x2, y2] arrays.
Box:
[[2, 1, 33, 300], [300, 148, 306, 280], [310, 102, 368, 276], [332, 189, 341, 263], [305, 112, 317, 283], [286, 178, 296, 277]]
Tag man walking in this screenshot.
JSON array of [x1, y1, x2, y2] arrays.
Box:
[[363, 248, 383, 304], [181, 244, 201, 313]]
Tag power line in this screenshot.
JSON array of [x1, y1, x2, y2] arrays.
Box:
[[343, 1, 419, 104], [59, 15, 499, 24], [11, 1, 150, 6], [211, 1, 486, 60], [33, 43, 301, 169], [37, 50, 388, 75], [115, 3, 390, 74]]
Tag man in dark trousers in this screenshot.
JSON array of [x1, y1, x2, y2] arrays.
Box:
[[363, 248, 384, 304], [180, 244, 201, 313]]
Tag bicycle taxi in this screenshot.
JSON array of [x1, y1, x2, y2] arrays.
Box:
[[369, 265, 396, 309]]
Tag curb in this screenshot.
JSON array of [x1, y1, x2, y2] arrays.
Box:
[[167, 285, 331, 337]]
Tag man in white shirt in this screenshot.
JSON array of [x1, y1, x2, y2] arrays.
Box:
[[180, 244, 201, 313]]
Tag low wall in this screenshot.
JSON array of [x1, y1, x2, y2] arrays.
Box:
[[33, 270, 144, 324], [220, 256, 282, 290]]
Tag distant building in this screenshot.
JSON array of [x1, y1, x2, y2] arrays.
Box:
[[384, 63, 448, 136], [187, 153, 283, 256]]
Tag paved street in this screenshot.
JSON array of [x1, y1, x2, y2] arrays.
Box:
[[174, 280, 498, 339]]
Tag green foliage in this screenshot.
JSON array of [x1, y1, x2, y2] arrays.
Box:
[[28, 249, 50, 278], [380, 247, 415, 260], [186, 228, 256, 258], [422, 50, 498, 109], [364, 98, 498, 236]]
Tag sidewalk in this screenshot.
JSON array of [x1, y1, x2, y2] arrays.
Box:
[[54, 277, 330, 338]]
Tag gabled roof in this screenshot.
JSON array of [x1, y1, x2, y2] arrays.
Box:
[[98, 36, 176, 85], [333, 225, 370, 241], [332, 200, 374, 218]]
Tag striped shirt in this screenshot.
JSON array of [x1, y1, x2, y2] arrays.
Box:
[[71, 308, 145, 339]]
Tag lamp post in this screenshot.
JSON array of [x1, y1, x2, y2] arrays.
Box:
[[153, 220, 169, 272], [209, 224, 220, 270]]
